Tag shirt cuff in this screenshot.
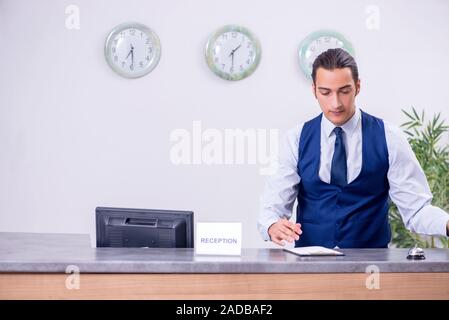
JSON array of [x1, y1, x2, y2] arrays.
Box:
[[258, 216, 280, 242]]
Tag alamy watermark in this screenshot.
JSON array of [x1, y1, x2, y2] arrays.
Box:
[[365, 5, 380, 30], [65, 5, 80, 30], [365, 264, 380, 290], [65, 264, 80, 290], [169, 121, 279, 176]]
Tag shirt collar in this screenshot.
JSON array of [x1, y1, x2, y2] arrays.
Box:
[[322, 107, 361, 138]]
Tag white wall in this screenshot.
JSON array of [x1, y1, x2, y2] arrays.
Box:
[[1, 0, 448, 248]]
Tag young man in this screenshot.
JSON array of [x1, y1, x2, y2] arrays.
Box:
[[258, 48, 449, 248]]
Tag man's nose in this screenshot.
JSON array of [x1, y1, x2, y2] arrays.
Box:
[[329, 93, 342, 109]]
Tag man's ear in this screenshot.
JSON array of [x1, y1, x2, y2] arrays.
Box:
[[355, 79, 361, 96], [312, 83, 317, 99]]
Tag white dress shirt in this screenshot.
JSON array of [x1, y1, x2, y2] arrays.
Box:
[[258, 107, 449, 241]]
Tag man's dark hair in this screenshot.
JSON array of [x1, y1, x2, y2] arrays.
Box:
[[311, 48, 359, 84]]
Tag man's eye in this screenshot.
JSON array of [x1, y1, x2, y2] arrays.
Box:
[[340, 90, 351, 94], [320, 92, 330, 96]]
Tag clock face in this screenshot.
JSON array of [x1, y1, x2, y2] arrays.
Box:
[[104, 23, 161, 78], [205, 25, 261, 81], [298, 30, 355, 80]]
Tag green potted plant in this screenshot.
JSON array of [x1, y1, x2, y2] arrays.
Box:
[[389, 107, 449, 248]]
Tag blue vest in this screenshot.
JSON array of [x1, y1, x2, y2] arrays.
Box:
[[295, 110, 391, 248]]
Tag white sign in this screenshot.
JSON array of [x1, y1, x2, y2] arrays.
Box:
[[195, 222, 242, 256]]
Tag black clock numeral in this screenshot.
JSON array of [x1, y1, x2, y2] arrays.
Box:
[[130, 64, 134, 70], [114, 55, 118, 61], [122, 61, 126, 68], [112, 47, 116, 53], [129, 29, 135, 35], [232, 32, 237, 38], [247, 42, 252, 48], [146, 56, 151, 61], [140, 32, 143, 38], [148, 47, 153, 53], [214, 57, 219, 63], [221, 34, 227, 40], [139, 61, 144, 68], [246, 59, 250, 65], [230, 67, 234, 73]]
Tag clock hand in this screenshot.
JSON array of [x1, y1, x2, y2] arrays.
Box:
[[131, 44, 135, 65], [228, 44, 242, 57], [125, 44, 135, 61]]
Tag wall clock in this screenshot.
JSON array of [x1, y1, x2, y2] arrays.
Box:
[[205, 25, 261, 81], [104, 22, 161, 78], [298, 30, 355, 80]]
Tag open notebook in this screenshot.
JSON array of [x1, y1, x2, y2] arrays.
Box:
[[284, 246, 344, 256]]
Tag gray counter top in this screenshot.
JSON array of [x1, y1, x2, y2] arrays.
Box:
[[1, 232, 448, 273]]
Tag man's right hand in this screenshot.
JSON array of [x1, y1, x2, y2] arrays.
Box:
[[268, 218, 302, 246]]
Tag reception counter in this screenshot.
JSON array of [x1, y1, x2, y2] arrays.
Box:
[[0, 232, 448, 299]]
